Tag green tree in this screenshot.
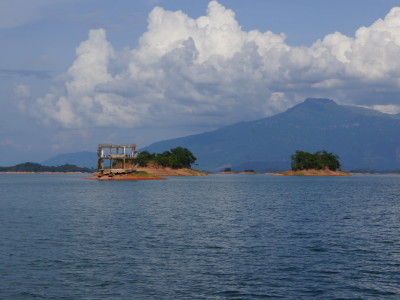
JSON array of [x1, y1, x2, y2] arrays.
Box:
[[138, 147, 197, 169], [137, 150, 156, 167], [169, 147, 196, 168], [318, 150, 340, 171], [291, 150, 340, 171], [154, 151, 173, 167]]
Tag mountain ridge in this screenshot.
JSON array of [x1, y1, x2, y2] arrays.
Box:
[[41, 99, 400, 171], [42, 151, 97, 169], [144, 98, 400, 171]]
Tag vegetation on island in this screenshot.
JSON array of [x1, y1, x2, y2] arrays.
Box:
[[291, 150, 341, 171], [137, 147, 197, 169], [220, 167, 256, 174], [0, 162, 93, 173]]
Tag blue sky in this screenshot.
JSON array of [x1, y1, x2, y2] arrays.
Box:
[[1, 0, 400, 165]]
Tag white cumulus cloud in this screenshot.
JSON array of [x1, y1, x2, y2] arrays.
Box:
[[34, 1, 400, 130]]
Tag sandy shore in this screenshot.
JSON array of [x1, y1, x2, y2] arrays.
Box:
[[136, 166, 207, 176]]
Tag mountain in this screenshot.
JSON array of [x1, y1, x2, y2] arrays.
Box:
[[42, 151, 97, 169], [144, 98, 400, 171]]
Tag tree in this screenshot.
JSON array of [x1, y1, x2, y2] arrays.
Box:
[[169, 147, 196, 168], [291, 150, 340, 171], [318, 150, 340, 171], [137, 151, 156, 167], [154, 151, 172, 167], [138, 147, 197, 169]]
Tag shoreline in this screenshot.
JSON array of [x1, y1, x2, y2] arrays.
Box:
[[84, 167, 206, 181], [84, 174, 167, 181], [0, 167, 206, 180], [275, 169, 351, 176], [136, 166, 207, 176], [0, 171, 90, 174]]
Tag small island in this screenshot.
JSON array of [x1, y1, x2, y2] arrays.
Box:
[[88, 145, 206, 180], [277, 150, 350, 176], [217, 167, 258, 174]]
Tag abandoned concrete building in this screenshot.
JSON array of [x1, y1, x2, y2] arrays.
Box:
[[97, 144, 138, 176]]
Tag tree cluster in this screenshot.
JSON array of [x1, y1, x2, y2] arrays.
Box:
[[137, 147, 196, 169], [291, 150, 340, 171]]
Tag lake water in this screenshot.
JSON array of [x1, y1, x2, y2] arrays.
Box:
[[1, 173, 400, 299]]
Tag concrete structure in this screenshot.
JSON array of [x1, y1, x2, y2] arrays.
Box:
[[97, 144, 138, 176]]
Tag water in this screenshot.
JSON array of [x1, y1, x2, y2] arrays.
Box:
[[1, 174, 400, 299]]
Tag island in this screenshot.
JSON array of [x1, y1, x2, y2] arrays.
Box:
[[87, 145, 206, 180], [276, 150, 351, 176]]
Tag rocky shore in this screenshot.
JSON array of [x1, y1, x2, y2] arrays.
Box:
[[84, 166, 207, 180], [84, 172, 166, 180]]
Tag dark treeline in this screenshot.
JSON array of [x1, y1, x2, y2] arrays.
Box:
[[137, 147, 196, 169], [0, 162, 93, 173], [291, 150, 341, 171]]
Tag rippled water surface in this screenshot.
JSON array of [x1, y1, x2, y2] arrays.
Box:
[[1, 174, 400, 299]]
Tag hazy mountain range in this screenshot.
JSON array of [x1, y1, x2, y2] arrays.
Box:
[[42, 151, 97, 169], [42, 98, 400, 171]]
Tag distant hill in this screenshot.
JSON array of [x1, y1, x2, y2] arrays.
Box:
[[42, 151, 97, 169], [144, 98, 400, 171], [0, 162, 92, 173]]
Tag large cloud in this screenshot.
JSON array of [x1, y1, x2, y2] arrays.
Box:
[[34, 1, 400, 129]]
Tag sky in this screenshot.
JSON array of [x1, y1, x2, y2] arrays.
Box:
[[1, 0, 400, 165]]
